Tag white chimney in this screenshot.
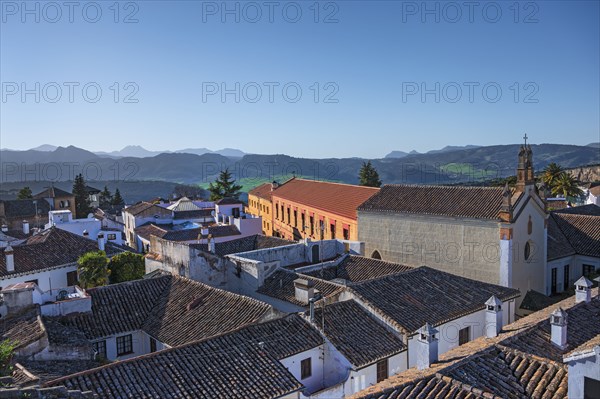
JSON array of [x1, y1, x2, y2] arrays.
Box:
[[294, 278, 315, 304], [485, 295, 503, 338], [416, 323, 439, 370], [201, 227, 209, 236], [309, 297, 316, 323], [97, 232, 105, 251], [4, 245, 14, 272], [1, 225, 7, 233], [574, 276, 593, 303], [228, 215, 234, 225], [22, 220, 30, 235], [208, 236, 215, 254], [550, 307, 568, 349]]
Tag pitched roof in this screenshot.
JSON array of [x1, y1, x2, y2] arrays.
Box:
[[46, 337, 303, 399], [84, 186, 101, 194], [191, 234, 294, 256], [216, 197, 243, 205], [547, 214, 577, 261], [135, 223, 241, 242], [33, 187, 73, 199], [248, 183, 274, 200], [549, 212, 600, 258], [358, 184, 510, 220], [55, 275, 276, 346], [123, 201, 169, 216], [257, 269, 344, 306], [272, 178, 380, 220], [0, 198, 51, 219], [0, 227, 122, 278], [16, 360, 101, 385], [349, 266, 520, 333], [301, 255, 413, 283], [313, 300, 405, 368], [519, 289, 567, 312], [0, 307, 45, 350], [553, 203, 600, 216]]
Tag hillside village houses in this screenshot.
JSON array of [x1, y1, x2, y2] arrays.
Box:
[[123, 196, 261, 252]]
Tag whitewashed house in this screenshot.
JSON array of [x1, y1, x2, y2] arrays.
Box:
[[46, 210, 124, 247]]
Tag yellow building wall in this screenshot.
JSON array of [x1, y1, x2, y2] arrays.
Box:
[[247, 194, 274, 236]]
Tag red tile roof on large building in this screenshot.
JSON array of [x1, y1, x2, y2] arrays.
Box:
[[271, 178, 379, 220], [358, 184, 512, 220], [248, 182, 275, 200]]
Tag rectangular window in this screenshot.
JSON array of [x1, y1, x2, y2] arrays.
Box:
[[343, 227, 350, 240], [294, 210, 298, 227], [275, 206, 279, 219], [583, 264, 595, 278], [287, 208, 291, 224], [376, 358, 388, 382], [93, 340, 107, 359], [330, 224, 336, 239], [563, 264, 570, 292], [310, 216, 314, 235], [107, 233, 117, 240], [301, 357, 312, 379], [301, 213, 305, 231], [116, 334, 133, 356], [584, 377, 600, 399], [66, 271, 78, 286], [150, 337, 157, 353], [551, 268, 557, 294], [459, 326, 470, 346]]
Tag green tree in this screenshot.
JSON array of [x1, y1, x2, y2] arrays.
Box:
[[0, 339, 16, 376], [358, 161, 382, 187], [77, 250, 110, 289], [109, 252, 145, 283], [208, 169, 242, 201], [72, 174, 93, 218], [112, 188, 125, 206], [99, 186, 113, 208], [542, 163, 564, 188], [17, 186, 33, 200], [551, 172, 584, 199]]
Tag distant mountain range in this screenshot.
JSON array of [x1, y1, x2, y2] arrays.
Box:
[[1, 144, 598, 189], [385, 145, 482, 158], [21, 144, 246, 159]]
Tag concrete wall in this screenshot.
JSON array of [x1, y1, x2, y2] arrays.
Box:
[[359, 212, 501, 283], [567, 348, 600, 399], [547, 255, 600, 295], [0, 264, 77, 292], [98, 330, 164, 361], [280, 346, 325, 394]]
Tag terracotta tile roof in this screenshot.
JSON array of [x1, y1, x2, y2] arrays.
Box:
[[301, 255, 413, 283], [33, 187, 73, 198], [258, 269, 344, 306], [501, 298, 600, 362], [553, 203, 600, 216], [123, 201, 168, 216], [135, 223, 241, 242], [16, 360, 101, 385], [0, 227, 122, 278], [547, 215, 577, 261], [216, 197, 244, 205], [172, 209, 213, 219], [358, 184, 512, 220], [519, 289, 567, 312], [350, 290, 599, 399], [272, 178, 380, 220], [56, 275, 276, 346], [0, 306, 45, 350], [191, 234, 294, 256], [590, 186, 600, 196], [248, 183, 274, 200], [566, 333, 600, 358], [313, 300, 405, 368], [549, 213, 600, 258], [45, 319, 308, 399], [349, 266, 521, 333], [0, 198, 51, 219]]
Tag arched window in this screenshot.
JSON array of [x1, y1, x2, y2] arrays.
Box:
[[371, 250, 382, 260]]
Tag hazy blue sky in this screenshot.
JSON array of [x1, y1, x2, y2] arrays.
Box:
[[1, 0, 599, 158]]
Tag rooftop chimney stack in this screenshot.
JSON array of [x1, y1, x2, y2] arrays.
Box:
[[294, 278, 315, 305], [485, 295, 503, 338], [550, 308, 568, 349], [22, 221, 30, 235], [208, 236, 215, 254], [201, 226, 209, 236], [416, 323, 439, 370], [83, 230, 89, 237], [574, 276, 593, 303], [97, 232, 105, 251], [1, 225, 8, 233], [4, 245, 14, 273], [309, 297, 316, 323]]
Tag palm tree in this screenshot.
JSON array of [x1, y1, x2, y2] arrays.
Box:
[[542, 163, 563, 188], [551, 172, 583, 199]]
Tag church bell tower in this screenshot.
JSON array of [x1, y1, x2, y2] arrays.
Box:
[[516, 134, 535, 192]]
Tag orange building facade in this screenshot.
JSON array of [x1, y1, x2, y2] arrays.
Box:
[[261, 178, 379, 242], [246, 183, 275, 236]]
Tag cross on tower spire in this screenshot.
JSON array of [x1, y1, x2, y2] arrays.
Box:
[[523, 133, 528, 146]]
